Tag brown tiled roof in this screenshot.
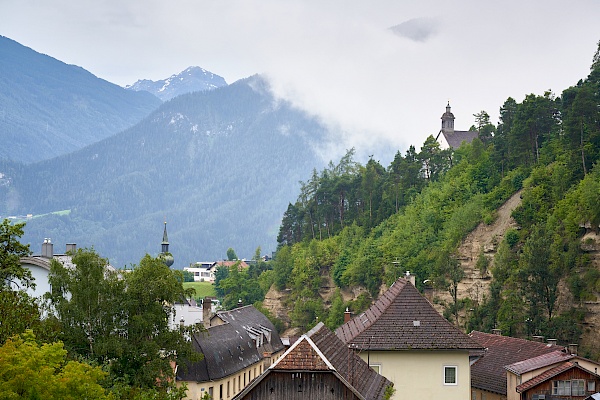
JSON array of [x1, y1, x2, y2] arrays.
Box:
[[336, 278, 483, 351], [505, 350, 573, 375], [442, 130, 479, 148], [516, 362, 575, 393], [263, 323, 392, 400], [469, 331, 564, 395], [274, 338, 330, 370]]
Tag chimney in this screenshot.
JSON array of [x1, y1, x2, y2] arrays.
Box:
[[532, 335, 545, 343], [202, 297, 212, 329], [547, 339, 558, 346], [568, 344, 578, 356], [405, 271, 416, 286], [65, 243, 77, 253], [344, 308, 352, 323], [41, 238, 54, 258], [492, 328, 502, 336]]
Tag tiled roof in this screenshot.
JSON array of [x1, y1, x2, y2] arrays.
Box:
[[336, 278, 483, 351], [516, 362, 574, 393], [264, 323, 391, 400], [505, 350, 573, 375], [469, 331, 564, 395], [214, 305, 285, 355], [442, 130, 479, 148], [177, 322, 262, 382], [177, 305, 284, 382]]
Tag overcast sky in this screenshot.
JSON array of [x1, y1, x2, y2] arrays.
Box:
[[1, 0, 599, 162]]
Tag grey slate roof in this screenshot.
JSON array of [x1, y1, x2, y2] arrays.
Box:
[[177, 305, 284, 382], [214, 305, 285, 355], [336, 277, 483, 351], [440, 130, 479, 149], [234, 323, 392, 400], [177, 322, 262, 382]]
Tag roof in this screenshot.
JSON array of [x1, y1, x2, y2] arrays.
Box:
[[468, 331, 565, 395], [441, 130, 479, 148], [516, 361, 576, 393], [177, 322, 262, 382], [215, 260, 250, 269], [336, 277, 483, 351], [213, 305, 285, 355], [235, 323, 392, 400], [505, 350, 574, 375], [178, 305, 284, 382]]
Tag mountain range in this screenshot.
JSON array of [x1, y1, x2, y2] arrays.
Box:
[[0, 41, 329, 267], [0, 35, 161, 164], [125, 66, 227, 101]]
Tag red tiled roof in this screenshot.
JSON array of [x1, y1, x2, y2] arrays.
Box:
[[335, 278, 483, 351], [505, 350, 573, 375], [469, 331, 565, 395], [274, 338, 330, 370], [516, 362, 574, 393]]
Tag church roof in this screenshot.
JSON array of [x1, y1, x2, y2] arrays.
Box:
[[441, 130, 479, 149], [335, 277, 483, 351]]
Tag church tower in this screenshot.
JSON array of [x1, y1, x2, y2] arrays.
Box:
[[441, 101, 455, 136], [160, 220, 174, 267]]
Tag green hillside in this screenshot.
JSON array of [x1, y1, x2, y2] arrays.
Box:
[[215, 40, 600, 356]]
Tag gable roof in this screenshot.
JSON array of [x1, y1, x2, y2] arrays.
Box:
[[236, 323, 391, 400], [505, 350, 574, 375], [336, 277, 483, 351], [177, 322, 262, 382], [212, 305, 285, 355], [515, 361, 582, 393], [442, 130, 479, 149], [469, 331, 565, 395]]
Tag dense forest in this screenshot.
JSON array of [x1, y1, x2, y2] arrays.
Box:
[[214, 41, 600, 357]]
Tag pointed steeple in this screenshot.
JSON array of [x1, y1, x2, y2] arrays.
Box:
[[160, 220, 174, 267], [162, 220, 169, 253]]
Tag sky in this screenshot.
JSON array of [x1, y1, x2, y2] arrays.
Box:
[[1, 0, 599, 162]]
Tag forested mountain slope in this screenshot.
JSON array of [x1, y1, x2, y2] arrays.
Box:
[[0, 36, 161, 163], [218, 41, 600, 354], [0, 76, 328, 267]]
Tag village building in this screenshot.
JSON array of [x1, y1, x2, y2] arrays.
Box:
[[436, 102, 479, 149], [184, 260, 250, 283], [177, 305, 285, 400], [335, 275, 484, 400], [469, 330, 600, 400], [234, 322, 392, 400]]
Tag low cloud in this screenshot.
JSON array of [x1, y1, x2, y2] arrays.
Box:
[[389, 18, 440, 42]]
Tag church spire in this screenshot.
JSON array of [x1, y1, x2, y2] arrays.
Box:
[[160, 220, 174, 267]]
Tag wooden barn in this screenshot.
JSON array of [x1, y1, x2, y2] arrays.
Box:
[[233, 322, 392, 400]]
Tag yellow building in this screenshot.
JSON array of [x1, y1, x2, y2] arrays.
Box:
[[336, 276, 483, 400]]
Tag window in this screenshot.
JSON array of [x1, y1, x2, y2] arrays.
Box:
[[370, 364, 381, 374], [444, 366, 458, 385], [589, 380, 596, 392], [471, 390, 477, 400], [572, 380, 585, 396], [553, 379, 585, 396]]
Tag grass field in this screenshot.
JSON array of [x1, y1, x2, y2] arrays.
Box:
[[183, 281, 217, 299]]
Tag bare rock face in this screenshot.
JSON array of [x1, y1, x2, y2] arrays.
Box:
[[431, 190, 523, 326]]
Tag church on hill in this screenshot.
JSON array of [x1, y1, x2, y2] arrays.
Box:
[[436, 102, 479, 149]]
